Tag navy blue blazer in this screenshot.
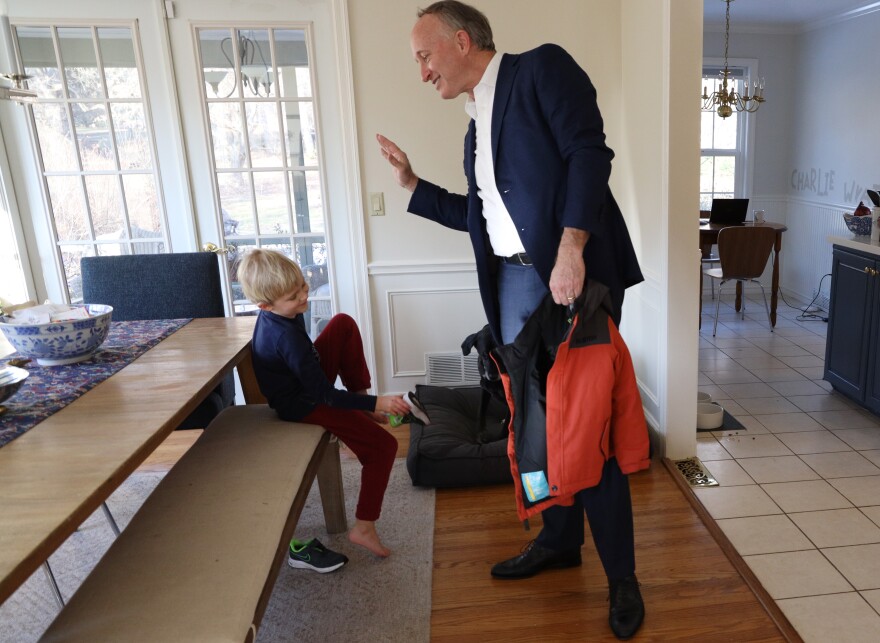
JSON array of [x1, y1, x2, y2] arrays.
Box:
[[408, 44, 643, 342]]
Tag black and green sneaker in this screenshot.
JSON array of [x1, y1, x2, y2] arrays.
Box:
[[288, 538, 348, 573]]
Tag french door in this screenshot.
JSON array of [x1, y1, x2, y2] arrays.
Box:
[[1, 0, 370, 346]]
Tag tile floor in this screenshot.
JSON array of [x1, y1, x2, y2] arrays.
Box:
[[695, 289, 880, 643]]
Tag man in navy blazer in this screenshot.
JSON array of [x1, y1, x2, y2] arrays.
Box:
[[379, 2, 644, 638]]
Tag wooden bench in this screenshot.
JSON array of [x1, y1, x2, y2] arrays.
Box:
[[39, 405, 347, 643]]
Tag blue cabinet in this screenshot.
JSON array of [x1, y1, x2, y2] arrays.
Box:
[[824, 245, 880, 414]]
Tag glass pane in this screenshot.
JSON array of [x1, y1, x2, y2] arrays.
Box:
[[282, 101, 317, 166], [208, 102, 246, 169], [714, 111, 738, 149], [700, 110, 714, 149], [291, 236, 326, 268], [84, 174, 124, 237], [699, 157, 715, 194], [131, 240, 165, 254], [16, 26, 62, 99], [714, 157, 736, 195], [74, 103, 115, 171], [246, 102, 283, 168], [58, 27, 102, 100], [229, 240, 258, 314], [698, 194, 712, 211], [275, 29, 310, 98], [111, 103, 151, 170], [217, 172, 255, 235], [46, 176, 89, 241], [121, 174, 161, 235], [60, 244, 93, 302], [254, 171, 289, 234], [237, 29, 274, 98], [290, 170, 324, 234], [98, 27, 140, 98], [199, 28, 238, 98], [0, 199, 29, 305], [32, 104, 77, 171]]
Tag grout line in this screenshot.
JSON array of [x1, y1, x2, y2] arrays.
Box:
[[662, 457, 805, 643]]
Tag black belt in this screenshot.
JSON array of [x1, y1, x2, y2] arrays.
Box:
[[499, 252, 532, 266]]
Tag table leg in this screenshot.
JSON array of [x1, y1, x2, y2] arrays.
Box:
[[735, 282, 742, 312], [771, 232, 782, 327]]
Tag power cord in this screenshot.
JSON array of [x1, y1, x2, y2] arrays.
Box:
[[777, 273, 831, 323]]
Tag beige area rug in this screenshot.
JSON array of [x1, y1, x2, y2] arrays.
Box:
[[0, 459, 434, 643]]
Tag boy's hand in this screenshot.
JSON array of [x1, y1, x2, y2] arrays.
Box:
[[375, 394, 410, 417]]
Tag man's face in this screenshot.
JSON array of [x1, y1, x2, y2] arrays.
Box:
[[410, 14, 470, 100]]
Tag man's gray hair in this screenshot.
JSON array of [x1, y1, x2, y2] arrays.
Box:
[[417, 1, 496, 51]]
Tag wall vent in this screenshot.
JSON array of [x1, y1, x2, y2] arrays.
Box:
[[425, 352, 481, 387]]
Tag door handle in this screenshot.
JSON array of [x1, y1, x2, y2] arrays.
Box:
[[203, 242, 236, 255]]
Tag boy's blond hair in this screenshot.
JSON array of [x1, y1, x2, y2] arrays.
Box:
[[237, 249, 304, 305]]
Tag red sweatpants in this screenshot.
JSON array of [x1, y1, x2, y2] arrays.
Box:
[[300, 314, 397, 521]]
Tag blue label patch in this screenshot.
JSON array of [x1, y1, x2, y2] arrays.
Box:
[[521, 471, 550, 502]]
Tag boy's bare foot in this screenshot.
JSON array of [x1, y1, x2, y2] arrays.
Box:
[[348, 519, 391, 557]]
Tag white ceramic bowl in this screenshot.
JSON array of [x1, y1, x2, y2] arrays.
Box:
[[0, 304, 113, 366], [697, 402, 724, 430], [697, 391, 712, 404]]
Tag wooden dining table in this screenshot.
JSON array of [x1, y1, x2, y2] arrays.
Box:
[[0, 316, 262, 605], [700, 220, 788, 327]]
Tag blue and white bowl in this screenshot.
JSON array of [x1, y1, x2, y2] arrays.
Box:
[[843, 213, 872, 236], [0, 304, 113, 366]]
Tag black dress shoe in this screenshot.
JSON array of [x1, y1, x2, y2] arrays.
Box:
[[490, 540, 581, 579], [608, 575, 645, 640]]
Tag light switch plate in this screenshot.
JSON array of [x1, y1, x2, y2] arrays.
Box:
[[369, 192, 385, 216]]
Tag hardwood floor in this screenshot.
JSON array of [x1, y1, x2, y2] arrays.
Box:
[[431, 464, 788, 642], [139, 425, 790, 641]]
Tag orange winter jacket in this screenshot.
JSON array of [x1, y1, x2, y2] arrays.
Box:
[[492, 282, 650, 521]]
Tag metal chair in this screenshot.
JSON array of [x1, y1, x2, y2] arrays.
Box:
[[703, 226, 776, 336], [699, 209, 721, 299]]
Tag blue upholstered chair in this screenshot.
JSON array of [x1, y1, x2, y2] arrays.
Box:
[[81, 252, 235, 429]]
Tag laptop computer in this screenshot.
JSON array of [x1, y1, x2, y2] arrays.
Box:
[[706, 198, 750, 225]]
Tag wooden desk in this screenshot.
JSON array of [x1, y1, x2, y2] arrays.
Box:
[[0, 316, 260, 604], [700, 221, 787, 327]]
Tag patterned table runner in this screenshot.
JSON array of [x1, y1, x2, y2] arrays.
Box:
[[0, 319, 191, 447]]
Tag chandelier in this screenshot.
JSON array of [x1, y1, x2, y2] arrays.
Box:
[[701, 0, 765, 119], [0, 73, 37, 103], [204, 31, 273, 98]]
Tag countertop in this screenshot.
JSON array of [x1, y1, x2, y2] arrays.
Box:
[[829, 235, 880, 257]]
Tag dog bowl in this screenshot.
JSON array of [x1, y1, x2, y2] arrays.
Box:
[[697, 402, 724, 430], [697, 391, 712, 404], [0, 304, 113, 366], [0, 365, 29, 404]]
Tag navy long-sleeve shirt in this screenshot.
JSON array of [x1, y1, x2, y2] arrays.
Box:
[[251, 310, 376, 421]]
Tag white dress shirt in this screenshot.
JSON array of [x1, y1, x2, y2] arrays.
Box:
[[464, 53, 526, 257]]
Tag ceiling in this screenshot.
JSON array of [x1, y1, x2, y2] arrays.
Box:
[[704, 0, 878, 30]]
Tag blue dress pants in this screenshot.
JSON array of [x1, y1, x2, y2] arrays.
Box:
[[498, 261, 636, 581]]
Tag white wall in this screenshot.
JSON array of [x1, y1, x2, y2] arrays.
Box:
[[351, 0, 625, 393], [350, 0, 703, 458]]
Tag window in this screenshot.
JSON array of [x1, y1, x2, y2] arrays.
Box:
[[0, 181, 30, 307], [196, 26, 331, 335], [12, 24, 167, 302], [700, 62, 756, 209]]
